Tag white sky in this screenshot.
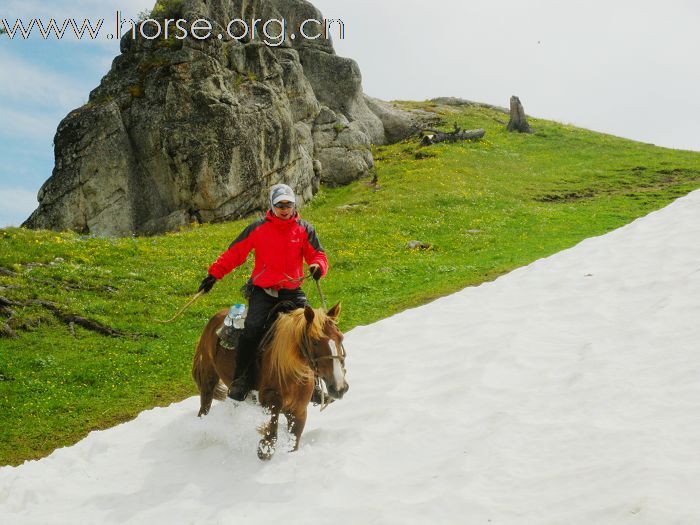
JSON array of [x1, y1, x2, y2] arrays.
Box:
[[2, 189, 700, 523], [314, 0, 700, 151], [1, 0, 699, 226]]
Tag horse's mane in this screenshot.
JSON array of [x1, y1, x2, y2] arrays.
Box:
[[261, 307, 329, 387]]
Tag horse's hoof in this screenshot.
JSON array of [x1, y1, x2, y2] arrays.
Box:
[[257, 440, 275, 461]]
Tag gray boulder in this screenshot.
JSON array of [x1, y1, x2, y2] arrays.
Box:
[[364, 96, 441, 144], [24, 0, 419, 236]]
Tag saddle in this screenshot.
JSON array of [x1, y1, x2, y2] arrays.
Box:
[[215, 299, 299, 351]]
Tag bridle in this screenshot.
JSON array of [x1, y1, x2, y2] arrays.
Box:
[[299, 325, 347, 376], [299, 324, 347, 411], [313, 340, 347, 373]]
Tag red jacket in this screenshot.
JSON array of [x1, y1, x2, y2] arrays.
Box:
[[208, 210, 328, 290]]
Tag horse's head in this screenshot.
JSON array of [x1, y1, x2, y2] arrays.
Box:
[[303, 303, 349, 400]]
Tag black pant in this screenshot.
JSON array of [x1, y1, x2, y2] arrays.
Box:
[[231, 286, 308, 396], [243, 286, 309, 344], [236, 286, 308, 381]]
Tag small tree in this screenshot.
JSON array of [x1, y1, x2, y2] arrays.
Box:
[[136, 9, 152, 23], [151, 0, 184, 18]]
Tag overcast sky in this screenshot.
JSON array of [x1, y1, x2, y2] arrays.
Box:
[[1, 0, 698, 227]]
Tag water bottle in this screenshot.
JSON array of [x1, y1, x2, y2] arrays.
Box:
[[224, 304, 246, 330]]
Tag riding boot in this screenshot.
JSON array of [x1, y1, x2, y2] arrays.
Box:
[[228, 333, 257, 401]]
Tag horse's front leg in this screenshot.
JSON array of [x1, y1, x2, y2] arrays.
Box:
[[286, 406, 308, 452], [258, 389, 282, 460]]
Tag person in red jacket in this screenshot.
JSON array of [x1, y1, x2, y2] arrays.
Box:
[[198, 183, 328, 401]]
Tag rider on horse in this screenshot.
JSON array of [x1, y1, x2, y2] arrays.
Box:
[[197, 183, 328, 401]]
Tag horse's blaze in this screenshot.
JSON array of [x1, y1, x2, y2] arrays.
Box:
[[328, 339, 347, 394]]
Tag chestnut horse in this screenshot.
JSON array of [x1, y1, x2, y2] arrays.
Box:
[[192, 302, 348, 460]]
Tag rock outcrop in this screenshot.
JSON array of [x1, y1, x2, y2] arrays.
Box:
[[428, 97, 509, 113], [24, 0, 428, 236]]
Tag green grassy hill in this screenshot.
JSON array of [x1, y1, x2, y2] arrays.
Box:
[[2, 101, 699, 466]]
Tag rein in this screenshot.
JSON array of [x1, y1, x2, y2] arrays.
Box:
[[277, 270, 327, 309], [315, 279, 327, 310]]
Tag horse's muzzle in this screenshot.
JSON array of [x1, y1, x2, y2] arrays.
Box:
[[327, 382, 349, 400]]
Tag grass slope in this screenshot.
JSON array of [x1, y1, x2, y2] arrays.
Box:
[[1, 102, 699, 466]]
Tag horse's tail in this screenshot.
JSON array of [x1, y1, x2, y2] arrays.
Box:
[[193, 310, 230, 416], [192, 334, 207, 393]]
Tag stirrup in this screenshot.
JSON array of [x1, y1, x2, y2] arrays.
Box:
[[310, 378, 335, 406], [311, 385, 322, 405], [228, 374, 250, 401]]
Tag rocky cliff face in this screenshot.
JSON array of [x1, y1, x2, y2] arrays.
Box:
[[23, 0, 428, 236]]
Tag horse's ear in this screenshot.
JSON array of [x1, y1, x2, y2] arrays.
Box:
[[304, 305, 315, 324], [327, 302, 341, 320]]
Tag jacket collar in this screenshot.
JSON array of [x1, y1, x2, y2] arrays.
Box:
[[265, 209, 299, 226]]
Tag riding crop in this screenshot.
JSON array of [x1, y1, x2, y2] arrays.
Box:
[[154, 271, 323, 324], [154, 291, 204, 324]]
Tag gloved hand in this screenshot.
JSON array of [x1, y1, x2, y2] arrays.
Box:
[[198, 274, 217, 293], [309, 264, 322, 281]]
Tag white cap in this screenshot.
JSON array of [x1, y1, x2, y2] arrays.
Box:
[[269, 184, 296, 207]]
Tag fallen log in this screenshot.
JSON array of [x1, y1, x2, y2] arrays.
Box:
[[420, 126, 485, 146], [29, 300, 126, 337], [0, 267, 17, 277], [0, 295, 127, 338]]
